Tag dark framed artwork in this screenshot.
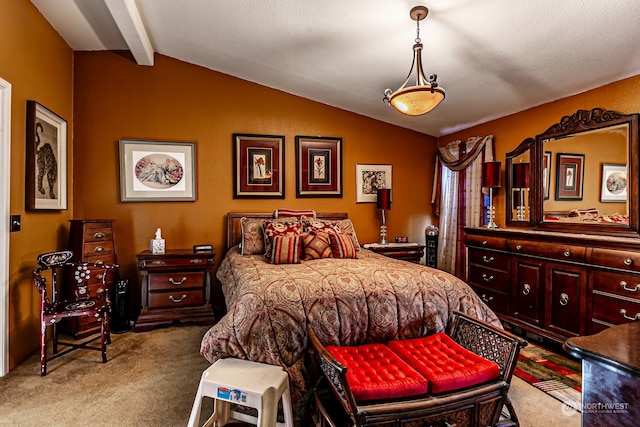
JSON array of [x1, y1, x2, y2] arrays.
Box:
[[295, 136, 342, 197], [600, 163, 627, 202], [119, 139, 196, 202], [25, 100, 68, 210], [543, 151, 552, 200], [555, 153, 584, 200], [233, 133, 285, 198], [355, 164, 392, 203]]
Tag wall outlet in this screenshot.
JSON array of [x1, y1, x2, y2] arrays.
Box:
[[10, 215, 21, 232]]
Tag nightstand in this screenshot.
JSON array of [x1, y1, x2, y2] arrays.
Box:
[[134, 249, 215, 332], [362, 242, 426, 264]]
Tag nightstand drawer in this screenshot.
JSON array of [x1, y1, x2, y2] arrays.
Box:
[[148, 289, 205, 309], [142, 256, 210, 269], [148, 271, 205, 291]]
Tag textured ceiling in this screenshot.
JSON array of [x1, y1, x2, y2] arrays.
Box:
[[32, 0, 640, 136]]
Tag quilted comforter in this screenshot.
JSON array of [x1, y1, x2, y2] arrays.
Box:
[[200, 246, 500, 410]]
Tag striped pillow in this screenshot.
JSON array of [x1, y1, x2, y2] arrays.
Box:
[[329, 233, 358, 259], [303, 232, 333, 260], [270, 235, 303, 264]]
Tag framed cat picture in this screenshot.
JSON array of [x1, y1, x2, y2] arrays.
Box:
[[25, 101, 68, 210]]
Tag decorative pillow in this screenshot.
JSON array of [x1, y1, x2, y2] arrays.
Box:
[[301, 216, 341, 234], [334, 219, 361, 250], [273, 209, 316, 219], [302, 232, 333, 260], [263, 217, 304, 258], [270, 235, 303, 264], [329, 233, 358, 259], [240, 217, 266, 255]]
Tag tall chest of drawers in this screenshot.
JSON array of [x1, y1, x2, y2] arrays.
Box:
[[134, 249, 215, 332], [67, 219, 118, 338]]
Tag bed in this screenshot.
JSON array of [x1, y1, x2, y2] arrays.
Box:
[[199, 211, 500, 423]]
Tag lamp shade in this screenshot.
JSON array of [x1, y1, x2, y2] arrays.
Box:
[[512, 163, 530, 188], [377, 188, 392, 210], [482, 162, 502, 188]]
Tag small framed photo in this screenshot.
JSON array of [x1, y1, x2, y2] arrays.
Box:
[[600, 163, 627, 202], [233, 133, 285, 198], [555, 153, 584, 201], [25, 101, 68, 210], [295, 136, 342, 197], [119, 139, 196, 202], [355, 164, 392, 203]]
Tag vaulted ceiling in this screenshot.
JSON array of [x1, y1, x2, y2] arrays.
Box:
[[32, 0, 640, 136]]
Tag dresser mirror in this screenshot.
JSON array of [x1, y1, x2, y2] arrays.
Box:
[[507, 108, 639, 237]]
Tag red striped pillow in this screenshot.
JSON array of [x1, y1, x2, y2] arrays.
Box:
[[270, 235, 303, 264], [303, 232, 333, 259], [329, 233, 358, 259]]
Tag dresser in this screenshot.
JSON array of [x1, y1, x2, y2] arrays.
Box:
[[465, 227, 640, 344], [134, 249, 215, 332], [362, 242, 425, 264], [67, 219, 118, 338]]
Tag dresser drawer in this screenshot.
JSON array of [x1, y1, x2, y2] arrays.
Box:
[[464, 234, 506, 250], [83, 241, 115, 257], [468, 265, 510, 293], [591, 270, 640, 298], [592, 293, 640, 325], [148, 289, 205, 309], [468, 249, 509, 271], [82, 225, 114, 243], [470, 285, 510, 315], [591, 248, 640, 272], [508, 239, 586, 262], [148, 271, 205, 291]]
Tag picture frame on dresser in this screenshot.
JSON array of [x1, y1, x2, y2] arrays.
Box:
[[118, 139, 196, 202], [355, 164, 392, 203], [233, 133, 285, 198], [25, 100, 68, 211], [295, 135, 342, 198]]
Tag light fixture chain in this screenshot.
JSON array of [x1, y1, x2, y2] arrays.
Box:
[[415, 14, 421, 44]]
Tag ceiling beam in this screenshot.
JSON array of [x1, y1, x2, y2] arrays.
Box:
[[104, 0, 154, 66]]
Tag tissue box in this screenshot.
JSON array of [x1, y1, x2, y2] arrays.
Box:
[[150, 239, 165, 254]]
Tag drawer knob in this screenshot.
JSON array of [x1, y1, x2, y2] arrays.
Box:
[[620, 309, 640, 321], [169, 277, 187, 285], [624, 258, 633, 266], [96, 273, 104, 281], [482, 240, 488, 246], [151, 260, 165, 265], [481, 294, 494, 303], [516, 245, 523, 251], [563, 251, 571, 258], [522, 283, 531, 295], [190, 259, 203, 264], [93, 232, 106, 239], [482, 255, 494, 263], [482, 273, 494, 282], [620, 281, 640, 293], [559, 293, 569, 306], [94, 246, 105, 253], [169, 294, 187, 303]]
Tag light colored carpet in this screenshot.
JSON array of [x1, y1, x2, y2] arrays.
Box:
[[0, 325, 582, 426]]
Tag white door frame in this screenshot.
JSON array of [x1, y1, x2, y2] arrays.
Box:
[[0, 76, 12, 376]]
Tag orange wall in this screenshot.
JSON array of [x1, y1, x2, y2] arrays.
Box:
[[72, 52, 437, 315], [439, 75, 640, 225], [1, 0, 74, 369]]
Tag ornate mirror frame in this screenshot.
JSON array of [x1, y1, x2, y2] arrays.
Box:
[[508, 108, 640, 237]]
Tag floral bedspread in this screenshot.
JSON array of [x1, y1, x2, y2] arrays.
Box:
[[200, 247, 500, 411]]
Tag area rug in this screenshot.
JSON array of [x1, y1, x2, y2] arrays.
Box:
[[514, 342, 582, 412]]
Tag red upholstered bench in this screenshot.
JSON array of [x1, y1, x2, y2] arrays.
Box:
[[310, 311, 527, 427]]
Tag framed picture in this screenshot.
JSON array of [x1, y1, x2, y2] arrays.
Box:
[[25, 101, 68, 210], [543, 151, 552, 200], [295, 136, 342, 197], [119, 139, 196, 202], [600, 163, 627, 202], [555, 153, 584, 200], [233, 133, 284, 198], [355, 164, 392, 203]]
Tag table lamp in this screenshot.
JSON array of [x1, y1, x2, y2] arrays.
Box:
[[512, 162, 530, 221], [482, 162, 501, 229], [377, 188, 391, 244]]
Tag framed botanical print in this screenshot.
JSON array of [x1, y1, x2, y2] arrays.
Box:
[[555, 153, 584, 200], [233, 133, 285, 198], [25, 101, 68, 210], [295, 136, 342, 197]]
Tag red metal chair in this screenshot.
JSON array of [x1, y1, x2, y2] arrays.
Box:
[[33, 250, 119, 376]]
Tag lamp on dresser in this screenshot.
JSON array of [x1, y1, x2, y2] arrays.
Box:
[[377, 188, 392, 244], [512, 162, 530, 221], [482, 162, 501, 229]]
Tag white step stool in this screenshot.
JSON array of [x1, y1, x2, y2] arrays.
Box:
[[187, 358, 294, 427]]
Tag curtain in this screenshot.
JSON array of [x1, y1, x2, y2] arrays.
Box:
[[433, 135, 494, 276]]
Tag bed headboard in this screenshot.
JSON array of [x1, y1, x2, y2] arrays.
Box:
[[226, 212, 349, 250]]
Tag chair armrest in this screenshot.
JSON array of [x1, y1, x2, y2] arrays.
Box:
[[308, 327, 359, 424], [448, 311, 527, 383]]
